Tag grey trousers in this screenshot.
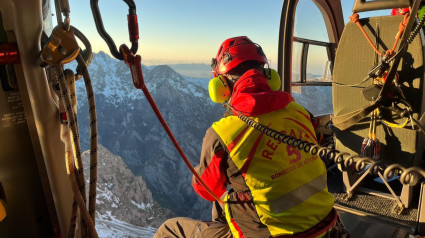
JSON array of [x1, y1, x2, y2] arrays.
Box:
[[154, 201, 233, 238]]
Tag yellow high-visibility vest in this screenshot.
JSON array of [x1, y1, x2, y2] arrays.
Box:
[[213, 102, 334, 237]]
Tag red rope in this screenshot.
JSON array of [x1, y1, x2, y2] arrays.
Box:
[[120, 45, 225, 204], [140, 86, 225, 204]]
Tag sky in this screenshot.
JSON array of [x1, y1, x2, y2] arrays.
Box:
[[53, 0, 389, 68], [56, 0, 283, 66]]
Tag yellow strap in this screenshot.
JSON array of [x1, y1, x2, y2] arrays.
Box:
[[224, 194, 241, 238], [376, 108, 409, 129]]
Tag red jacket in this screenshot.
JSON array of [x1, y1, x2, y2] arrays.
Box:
[[193, 69, 294, 201]]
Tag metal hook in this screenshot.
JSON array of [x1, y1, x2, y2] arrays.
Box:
[[90, 0, 139, 60]]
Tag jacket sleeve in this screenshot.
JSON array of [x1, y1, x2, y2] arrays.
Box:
[[192, 127, 228, 201]]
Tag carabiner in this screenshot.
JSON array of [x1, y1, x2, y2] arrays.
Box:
[[90, 0, 139, 60]]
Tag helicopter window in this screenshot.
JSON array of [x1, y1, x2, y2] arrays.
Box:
[[290, 0, 333, 116], [291, 41, 302, 83], [307, 45, 331, 82]]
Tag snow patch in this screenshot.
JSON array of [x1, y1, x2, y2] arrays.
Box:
[[131, 200, 153, 210], [96, 213, 157, 238]]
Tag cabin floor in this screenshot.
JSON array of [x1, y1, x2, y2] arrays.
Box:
[[338, 211, 413, 238], [328, 165, 419, 238]]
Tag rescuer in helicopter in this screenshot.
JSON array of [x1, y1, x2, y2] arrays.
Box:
[[154, 36, 343, 238]]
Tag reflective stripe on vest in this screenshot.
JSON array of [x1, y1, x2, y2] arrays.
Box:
[[269, 173, 327, 213], [213, 102, 334, 237]]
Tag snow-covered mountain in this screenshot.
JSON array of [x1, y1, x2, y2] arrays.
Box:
[[75, 52, 225, 221], [83, 145, 173, 227], [292, 86, 333, 116], [83, 145, 173, 237]]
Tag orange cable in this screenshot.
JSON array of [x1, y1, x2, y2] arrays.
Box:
[[350, 13, 410, 58], [390, 13, 410, 56], [350, 13, 382, 56]]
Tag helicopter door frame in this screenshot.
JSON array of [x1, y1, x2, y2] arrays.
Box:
[[278, 0, 345, 94]]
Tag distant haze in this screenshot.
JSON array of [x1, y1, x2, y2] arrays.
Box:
[[168, 63, 211, 79]]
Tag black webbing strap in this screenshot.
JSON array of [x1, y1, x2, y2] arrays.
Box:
[[332, 101, 380, 130]]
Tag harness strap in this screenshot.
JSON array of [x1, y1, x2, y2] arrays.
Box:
[[332, 101, 380, 130]]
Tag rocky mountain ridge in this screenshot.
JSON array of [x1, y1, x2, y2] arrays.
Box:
[[75, 52, 225, 221], [83, 145, 173, 228]]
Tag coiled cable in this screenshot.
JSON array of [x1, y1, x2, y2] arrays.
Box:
[[226, 102, 425, 186]]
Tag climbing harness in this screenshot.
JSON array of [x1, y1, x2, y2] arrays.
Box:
[[41, 1, 99, 237]]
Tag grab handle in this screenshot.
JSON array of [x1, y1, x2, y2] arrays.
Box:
[[353, 0, 411, 13]]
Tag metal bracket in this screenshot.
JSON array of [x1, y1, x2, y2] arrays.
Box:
[[38, 23, 79, 66], [392, 203, 405, 215]]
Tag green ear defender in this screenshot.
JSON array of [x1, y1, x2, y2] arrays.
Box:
[[264, 68, 281, 91], [208, 68, 281, 103], [208, 75, 231, 103]]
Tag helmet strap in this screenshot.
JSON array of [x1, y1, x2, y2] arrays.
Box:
[[222, 74, 237, 92], [265, 60, 271, 79], [224, 74, 239, 82]]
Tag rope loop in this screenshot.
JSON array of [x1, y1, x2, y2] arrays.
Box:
[[386, 49, 395, 57], [399, 13, 410, 32], [349, 13, 359, 23]]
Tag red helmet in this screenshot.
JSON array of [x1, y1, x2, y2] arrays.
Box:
[[211, 36, 267, 77]]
